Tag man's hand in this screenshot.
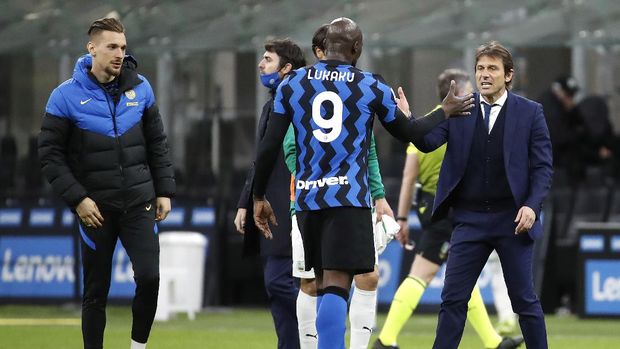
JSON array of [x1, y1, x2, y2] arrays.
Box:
[[395, 86, 412, 118], [76, 197, 104, 228], [441, 80, 475, 116], [514, 206, 536, 234], [396, 219, 409, 246], [155, 197, 171, 221], [234, 208, 247, 234], [253, 198, 277, 239], [374, 198, 394, 223]]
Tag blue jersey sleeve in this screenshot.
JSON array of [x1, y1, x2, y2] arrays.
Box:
[[45, 88, 70, 118], [273, 75, 292, 117], [371, 74, 397, 123]]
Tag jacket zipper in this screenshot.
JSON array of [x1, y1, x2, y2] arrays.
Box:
[[103, 91, 127, 211]]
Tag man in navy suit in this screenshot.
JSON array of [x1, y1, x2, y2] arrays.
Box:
[[414, 41, 553, 349]]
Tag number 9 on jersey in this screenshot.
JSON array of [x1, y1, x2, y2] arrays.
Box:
[[312, 91, 343, 143]]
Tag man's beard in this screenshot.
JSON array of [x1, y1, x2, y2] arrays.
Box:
[[105, 66, 121, 77]]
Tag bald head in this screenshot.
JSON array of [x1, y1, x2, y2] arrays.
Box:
[[324, 17, 363, 65]]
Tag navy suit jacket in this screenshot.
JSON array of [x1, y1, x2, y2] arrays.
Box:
[[413, 92, 553, 239]]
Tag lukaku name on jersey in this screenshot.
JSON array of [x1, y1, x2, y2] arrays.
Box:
[[307, 68, 355, 83]]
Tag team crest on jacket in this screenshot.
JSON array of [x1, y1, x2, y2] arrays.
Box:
[[125, 89, 136, 100]]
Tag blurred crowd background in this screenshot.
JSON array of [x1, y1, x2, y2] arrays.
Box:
[[1, 0, 620, 314]]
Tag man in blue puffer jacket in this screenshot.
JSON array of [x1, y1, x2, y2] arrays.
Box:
[[38, 17, 175, 349]]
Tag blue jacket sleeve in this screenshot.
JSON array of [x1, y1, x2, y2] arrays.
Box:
[[524, 103, 553, 218], [411, 118, 449, 153], [39, 88, 88, 207]]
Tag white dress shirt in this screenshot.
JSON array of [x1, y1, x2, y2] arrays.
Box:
[[480, 90, 508, 134]]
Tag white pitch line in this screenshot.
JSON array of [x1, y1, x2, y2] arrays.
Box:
[[0, 318, 80, 326]]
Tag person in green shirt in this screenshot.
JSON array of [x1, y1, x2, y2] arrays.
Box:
[[287, 24, 395, 349], [374, 69, 523, 349]]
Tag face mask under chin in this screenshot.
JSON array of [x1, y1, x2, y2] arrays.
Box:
[[260, 71, 282, 89]]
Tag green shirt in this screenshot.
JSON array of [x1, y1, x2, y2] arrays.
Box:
[[283, 125, 385, 213]]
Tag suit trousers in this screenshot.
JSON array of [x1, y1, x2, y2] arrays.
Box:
[[432, 208, 547, 349], [263, 256, 300, 349]]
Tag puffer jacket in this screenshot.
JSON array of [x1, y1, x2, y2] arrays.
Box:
[[38, 54, 175, 211]]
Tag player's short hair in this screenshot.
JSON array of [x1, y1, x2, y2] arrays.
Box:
[[88, 17, 124, 37], [312, 24, 330, 57], [437, 69, 470, 101], [264, 38, 306, 70], [475, 41, 514, 89]]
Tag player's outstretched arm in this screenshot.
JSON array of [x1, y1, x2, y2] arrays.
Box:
[[382, 107, 445, 144], [381, 81, 473, 146]]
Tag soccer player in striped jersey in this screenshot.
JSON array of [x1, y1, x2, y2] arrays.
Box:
[[252, 18, 474, 349], [289, 24, 394, 349]]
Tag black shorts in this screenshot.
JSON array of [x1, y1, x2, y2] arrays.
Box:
[[414, 191, 453, 265], [296, 206, 374, 275]]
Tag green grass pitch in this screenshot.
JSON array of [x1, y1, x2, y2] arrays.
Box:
[[1, 305, 619, 348]]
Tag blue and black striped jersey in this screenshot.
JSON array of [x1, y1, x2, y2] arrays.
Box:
[[273, 60, 398, 211]]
